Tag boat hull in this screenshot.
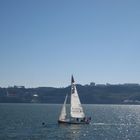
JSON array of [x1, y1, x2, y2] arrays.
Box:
[[58, 119, 90, 124], [58, 119, 70, 124]]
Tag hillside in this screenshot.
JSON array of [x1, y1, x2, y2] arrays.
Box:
[[0, 83, 140, 104]]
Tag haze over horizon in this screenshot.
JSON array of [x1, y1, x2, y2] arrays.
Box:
[[0, 0, 140, 88]]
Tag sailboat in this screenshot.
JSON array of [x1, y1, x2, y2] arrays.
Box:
[[58, 75, 91, 124]]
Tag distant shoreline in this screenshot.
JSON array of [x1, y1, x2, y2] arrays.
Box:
[[0, 102, 140, 105], [1, 83, 140, 104]]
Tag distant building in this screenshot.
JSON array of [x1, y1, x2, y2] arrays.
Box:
[[14, 85, 25, 88], [31, 94, 39, 103], [6, 91, 17, 97], [90, 82, 96, 86], [33, 94, 38, 97], [106, 83, 111, 86], [123, 83, 139, 86], [96, 84, 106, 87]]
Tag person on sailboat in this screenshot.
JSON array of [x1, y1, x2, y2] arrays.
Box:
[[88, 117, 91, 121], [86, 117, 91, 123], [76, 118, 79, 122]]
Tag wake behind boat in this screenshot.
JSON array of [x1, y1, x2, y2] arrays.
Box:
[[58, 76, 91, 124]]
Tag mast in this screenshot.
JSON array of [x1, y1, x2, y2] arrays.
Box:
[[70, 75, 85, 118]]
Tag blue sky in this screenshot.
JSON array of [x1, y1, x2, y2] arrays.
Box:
[[0, 0, 140, 87]]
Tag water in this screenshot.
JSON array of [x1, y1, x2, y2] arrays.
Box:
[[0, 104, 140, 140]]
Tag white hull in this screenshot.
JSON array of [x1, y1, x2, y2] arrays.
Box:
[[58, 119, 90, 124]]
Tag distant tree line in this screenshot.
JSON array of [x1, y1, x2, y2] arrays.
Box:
[[0, 83, 140, 104]]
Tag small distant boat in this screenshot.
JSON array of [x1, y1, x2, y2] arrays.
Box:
[[58, 75, 91, 124]]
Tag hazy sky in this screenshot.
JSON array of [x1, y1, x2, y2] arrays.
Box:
[[0, 0, 140, 87]]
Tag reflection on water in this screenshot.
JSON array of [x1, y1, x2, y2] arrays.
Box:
[[0, 104, 140, 140]]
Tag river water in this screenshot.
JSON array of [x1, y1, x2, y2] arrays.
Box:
[[0, 103, 140, 140]]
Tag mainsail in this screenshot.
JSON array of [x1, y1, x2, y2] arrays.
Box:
[[70, 75, 85, 118], [59, 94, 68, 121]]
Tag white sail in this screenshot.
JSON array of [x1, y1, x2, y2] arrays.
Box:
[[70, 76, 85, 118], [59, 94, 68, 121]]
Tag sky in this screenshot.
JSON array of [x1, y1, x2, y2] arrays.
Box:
[[0, 0, 140, 87]]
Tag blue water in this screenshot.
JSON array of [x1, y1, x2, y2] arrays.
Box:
[[0, 104, 140, 140]]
